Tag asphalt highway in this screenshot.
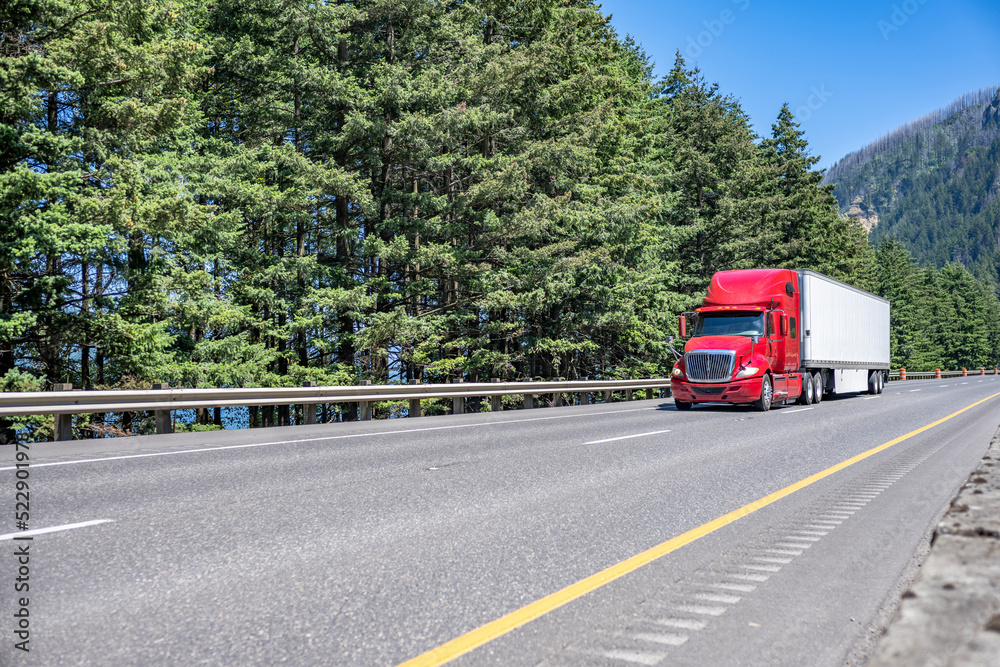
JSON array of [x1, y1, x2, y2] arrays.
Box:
[[3, 377, 1000, 666]]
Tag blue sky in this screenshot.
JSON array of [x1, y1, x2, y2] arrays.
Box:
[[597, 0, 1000, 170]]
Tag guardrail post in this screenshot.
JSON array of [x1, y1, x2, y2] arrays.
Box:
[[152, 383, 173, 435], [359, 380, 372, 421], [408, 384, 422, 418], [603, 388, 611, 403], [452, 379, 464, 414], [523, 382, 533, 410], [552, 378, 562, 407], [625, 376, 633, 402], [303, 381, 317, 425], [53, 383, 73, 441], [490, 378, 502, 412]]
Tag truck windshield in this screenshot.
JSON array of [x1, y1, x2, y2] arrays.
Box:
[[694, 312, 765, 337]]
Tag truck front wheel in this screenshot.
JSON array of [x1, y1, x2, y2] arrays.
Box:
[[675, 401, 692, 411], [753, 375, 773, 412]]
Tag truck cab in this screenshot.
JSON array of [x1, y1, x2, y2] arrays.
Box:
[[671, 269, 804, 411]]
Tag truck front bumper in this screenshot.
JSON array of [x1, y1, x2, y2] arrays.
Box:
[[670, 376, 764, 404]]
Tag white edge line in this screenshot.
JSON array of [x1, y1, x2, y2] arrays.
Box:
[[0, 519, 113, 541], [584, 429, 672, 445], [1, 407, 659, 471]]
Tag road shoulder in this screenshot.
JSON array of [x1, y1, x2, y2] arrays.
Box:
[[869, 427, 1000, 665]]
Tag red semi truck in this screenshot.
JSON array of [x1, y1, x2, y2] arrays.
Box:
[[670, 269, 890, 411]]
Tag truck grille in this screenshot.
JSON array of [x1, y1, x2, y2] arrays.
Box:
[[685, 351, 736, 383]]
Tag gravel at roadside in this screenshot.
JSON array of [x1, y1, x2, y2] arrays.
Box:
[[869, 428, 1000, 666]]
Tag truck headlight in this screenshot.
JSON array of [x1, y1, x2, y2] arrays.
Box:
[[672, 366, 685, 379], [735, 366, 759, 378]]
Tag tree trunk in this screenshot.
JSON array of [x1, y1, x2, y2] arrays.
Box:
[[81, 260, 90, 389]]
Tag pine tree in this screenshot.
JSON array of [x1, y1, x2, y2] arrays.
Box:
[[873, 237, 937, 369], [655, 54, 763, 295], [759, 104, 875, 288], [2, 0, 215, 437], [936, 263, 997, 369]]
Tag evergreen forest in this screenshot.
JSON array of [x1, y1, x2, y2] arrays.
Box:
[[3, 0, 999, 439], [827, 88, 1000, 283]]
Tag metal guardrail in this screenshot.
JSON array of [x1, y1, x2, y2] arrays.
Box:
[[0, 378, 671, 440], [888, 369, 998, 381], [10, 368, 997, 441]]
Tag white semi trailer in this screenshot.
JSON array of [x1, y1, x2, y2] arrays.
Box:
[[799, 270, 891, 396]]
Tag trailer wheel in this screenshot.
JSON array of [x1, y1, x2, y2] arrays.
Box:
[[675, 401, 692, 411], [799, 374, 814, 405], [753, 375, 773, 412], [812, 372, 823, 404], [877, 372, 884, 394]]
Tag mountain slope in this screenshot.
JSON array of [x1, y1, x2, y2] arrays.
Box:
[[824, 87, 1000, 280]]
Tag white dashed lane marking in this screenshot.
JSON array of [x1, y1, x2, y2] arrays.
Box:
[[584, 430, 671, 445], [0, 520, 113, 541]]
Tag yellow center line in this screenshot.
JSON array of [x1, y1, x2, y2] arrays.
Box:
[[397, 390, 1000, 667]]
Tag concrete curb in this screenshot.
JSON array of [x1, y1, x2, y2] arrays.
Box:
[[869, 428, 1000, 666]]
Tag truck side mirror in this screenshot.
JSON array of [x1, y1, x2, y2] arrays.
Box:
[[679, 315, 686, 339]]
